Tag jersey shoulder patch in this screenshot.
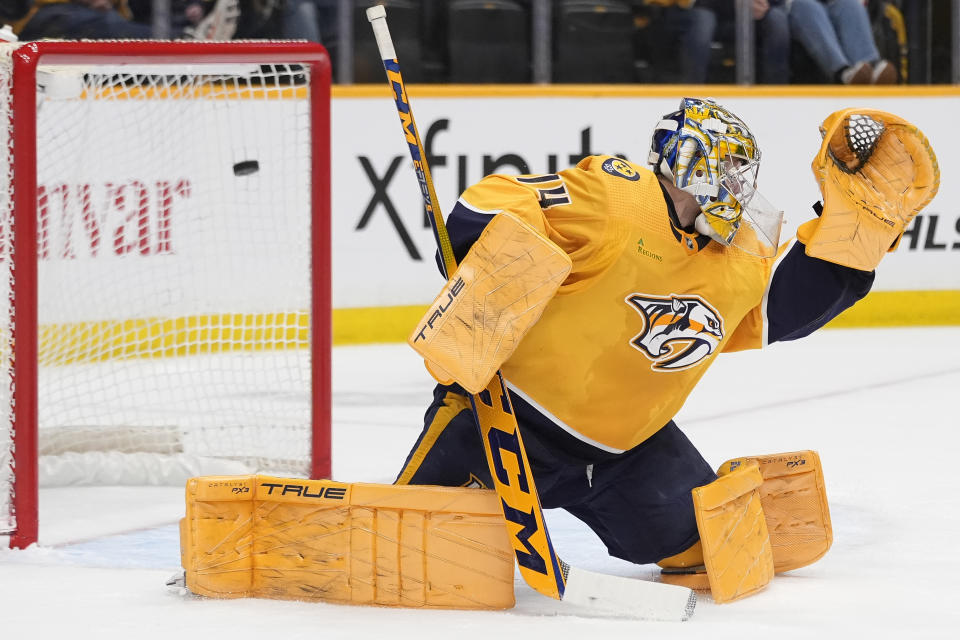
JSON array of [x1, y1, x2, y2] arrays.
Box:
[[599, 156, 642, 182]]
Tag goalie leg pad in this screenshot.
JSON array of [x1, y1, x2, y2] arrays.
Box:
[[717, 450, 832, 573], [181, 476, 515, 610], [409, 211, 572, 394], [691, 460, 774, 604], [657, 541, 711, 591]]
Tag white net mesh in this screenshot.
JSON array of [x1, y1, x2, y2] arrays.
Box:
[[1, 45, 321, 539], [1, 44, 15, 534]]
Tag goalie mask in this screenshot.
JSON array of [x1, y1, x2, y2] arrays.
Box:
[[648, 97, 783, 257]]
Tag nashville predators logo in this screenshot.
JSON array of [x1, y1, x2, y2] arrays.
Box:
[[626, 293, 724, 371], [601, 157, 640, 181]]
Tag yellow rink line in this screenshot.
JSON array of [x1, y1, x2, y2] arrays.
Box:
[[332, 290, 960, 345], [26, 290, 959, 365], [36, 313, 310, 365], [333, 291, 960, 345], [822, 290, 960, 329]]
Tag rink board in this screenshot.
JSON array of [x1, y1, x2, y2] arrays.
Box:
[[330, 85, 960, 341], [22, 84, 958, 347]]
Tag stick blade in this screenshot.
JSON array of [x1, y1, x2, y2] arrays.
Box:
[[560, 566, 696, 622]]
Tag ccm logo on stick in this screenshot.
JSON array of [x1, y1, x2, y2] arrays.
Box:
[[260, 483, 347, 500]]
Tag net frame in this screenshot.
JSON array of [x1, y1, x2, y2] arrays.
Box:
[[1, 40, 332, 549]]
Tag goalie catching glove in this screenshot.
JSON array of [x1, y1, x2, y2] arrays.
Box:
[[799, 108, 939, 271]]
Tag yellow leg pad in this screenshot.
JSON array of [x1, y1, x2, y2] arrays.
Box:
[[658, 570, 711, 592], [718, 451, 832, 573], [181, 476, 515, 610], [657, 539, 704, 570], [692, 461, 774, 604], [658, 541, 709, 590], [408, 211, 572, 394]]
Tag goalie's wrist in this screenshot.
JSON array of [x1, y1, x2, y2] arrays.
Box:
[[798, 198, 898, 272]]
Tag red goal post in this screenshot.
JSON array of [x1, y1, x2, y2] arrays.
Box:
[[1, 40, 332, 549]]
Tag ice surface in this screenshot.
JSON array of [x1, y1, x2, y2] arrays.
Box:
[[2, 328, 959, 638]]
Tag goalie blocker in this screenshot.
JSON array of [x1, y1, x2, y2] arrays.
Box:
[[408, 211, 572, 394]]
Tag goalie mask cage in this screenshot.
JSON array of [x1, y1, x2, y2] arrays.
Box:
[[0, 40, 332, 549]]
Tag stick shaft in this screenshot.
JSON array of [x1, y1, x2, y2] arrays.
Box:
[[366, 5, 566, 600], [366, 5, 455, 277]]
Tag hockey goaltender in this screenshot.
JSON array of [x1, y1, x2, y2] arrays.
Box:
[[177, 98, 939, 617]]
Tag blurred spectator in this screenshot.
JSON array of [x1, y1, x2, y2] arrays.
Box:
[[227, 0, 337, 44], [647, 0, 789, 84], [649, 0, 893, 85], [753, 0, 790, 83], [14, 0, 238, 40], [555, 1, 632, 83], [128, 0, 240, 35], [281, 0, 336, 44], [866, 0, 906, 82], [652, 0, 717, 83], [788, 0, 896, 83], [1, 0, 32, 22], [16, 0, 154, 39], [231, 0, 280, 38]]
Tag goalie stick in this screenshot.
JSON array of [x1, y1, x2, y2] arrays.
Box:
[[366, 5, 695, 622]]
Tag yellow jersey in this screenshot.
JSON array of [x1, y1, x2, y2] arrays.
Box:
[[442, 155, 872, 454]]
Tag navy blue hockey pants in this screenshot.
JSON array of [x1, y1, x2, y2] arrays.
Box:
[[395, 384, 718, 565]]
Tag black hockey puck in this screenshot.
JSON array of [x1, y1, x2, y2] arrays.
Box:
[[233, 160, 260, 176]]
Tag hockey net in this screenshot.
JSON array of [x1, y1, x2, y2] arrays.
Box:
[[0, 41, 331, 548]]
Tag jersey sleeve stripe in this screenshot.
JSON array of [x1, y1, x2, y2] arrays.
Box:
[[455, 196, 502, 216]]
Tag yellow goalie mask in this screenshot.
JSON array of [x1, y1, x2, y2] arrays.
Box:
[[649, 97, 783, 257]]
